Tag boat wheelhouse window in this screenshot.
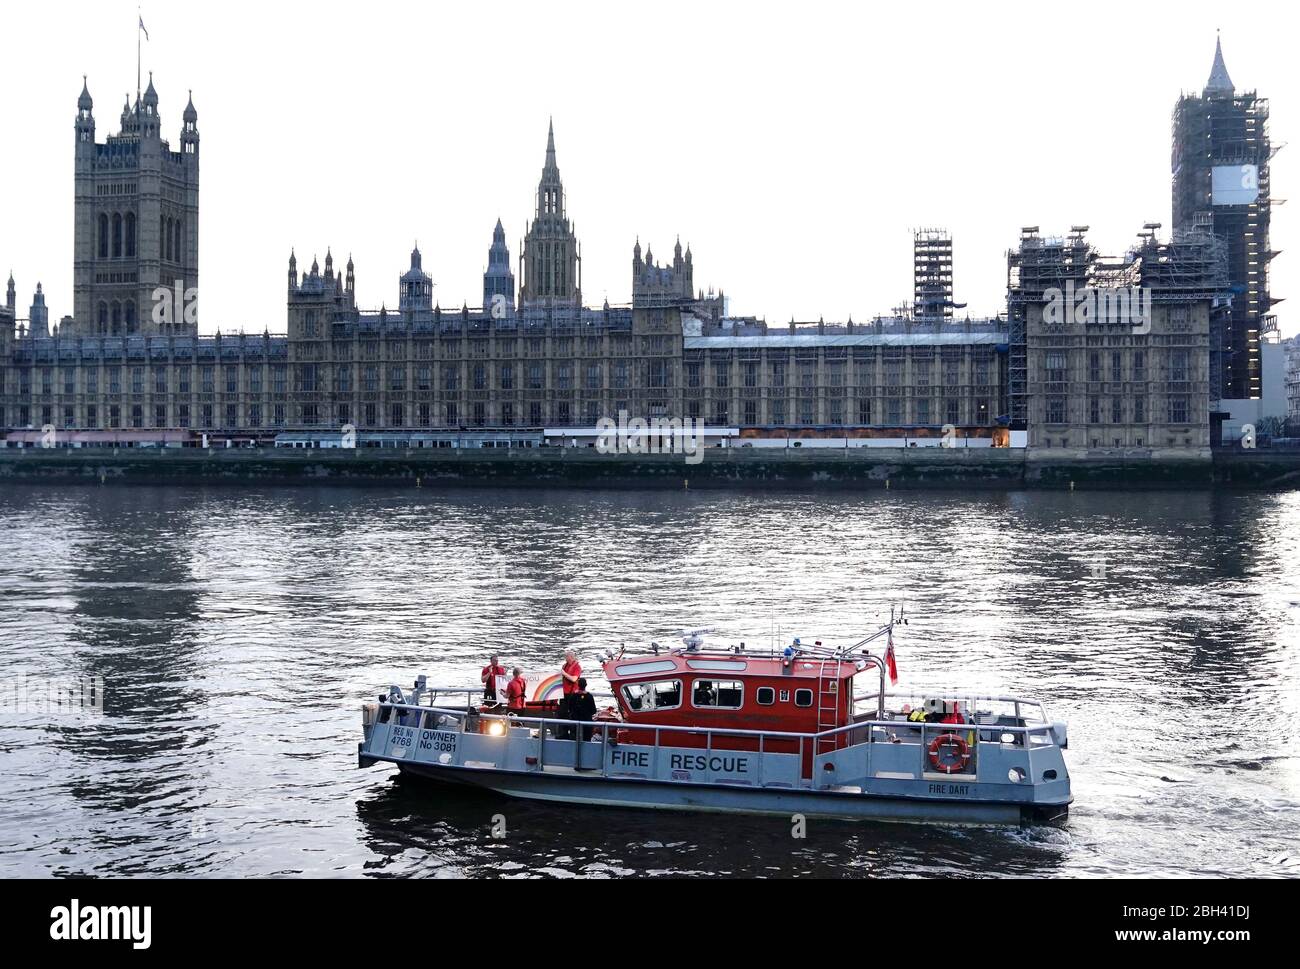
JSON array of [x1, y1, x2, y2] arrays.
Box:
[[615, 660, 678, 677], [692, 679, 743, 709], [756, 687, 776, 706], [794, 689, 814, 708], [622, 679, 682, 713], [686, 659, 747, 673]]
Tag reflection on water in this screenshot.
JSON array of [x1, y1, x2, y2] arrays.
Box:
[[0, 484, 1296, 877]]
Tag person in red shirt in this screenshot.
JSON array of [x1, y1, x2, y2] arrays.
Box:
[[481, 654, 506, 702], [940, 701, 966, 725], [505, 668, 528, 715], [558, 651, 582, 738]]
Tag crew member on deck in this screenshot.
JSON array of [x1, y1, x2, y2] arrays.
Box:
[[558, 650, 582, 737], [481, 654, 506, 702], [506, 667, 528, 715], [571, 677, 597, 742]]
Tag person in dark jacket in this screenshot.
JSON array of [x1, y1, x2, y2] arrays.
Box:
[[481, 654, 506, 702], [570, 677, 598, 742]]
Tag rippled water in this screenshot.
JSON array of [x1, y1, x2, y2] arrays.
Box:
[[0, 483, 1297, 877]]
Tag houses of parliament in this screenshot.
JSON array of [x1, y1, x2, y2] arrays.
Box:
[[1, 44, 1259, 450]]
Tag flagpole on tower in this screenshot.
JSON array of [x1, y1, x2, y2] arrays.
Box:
[[136, 6, 150, 111]]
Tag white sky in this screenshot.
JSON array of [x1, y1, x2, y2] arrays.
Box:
[[1, 0, 1295, 336]]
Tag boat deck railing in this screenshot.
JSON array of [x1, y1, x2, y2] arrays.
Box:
[[364, 688, 1065, 792]]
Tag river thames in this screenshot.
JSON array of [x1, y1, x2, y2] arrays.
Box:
[[0, 484, 1296, 877]]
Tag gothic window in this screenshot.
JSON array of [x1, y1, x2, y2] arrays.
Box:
[[1170, 350, 1189, 383], [124, 301, 136, 332], [111, 300, 122, 332], [1045, 351, 1067, 383], [175, 220, 182, 263], [112, 213, 123, 258], [98, 214, 109, 259], [97, 302, 108, 332], [125, 213, 136, 258], [165, 218, 173, 262]]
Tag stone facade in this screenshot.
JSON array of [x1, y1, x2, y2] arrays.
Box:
[[1017, 229, 1226, 450], [518, 121, 579, 306], [10, 73, 1248, 449], [71, 76, 199, 337], [0, 285, 1006, 435]]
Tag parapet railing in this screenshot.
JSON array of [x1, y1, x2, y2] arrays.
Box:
[[367, 696, 1061, 790]]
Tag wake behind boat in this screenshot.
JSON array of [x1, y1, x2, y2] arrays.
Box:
[[357, 613, 1072, 826]]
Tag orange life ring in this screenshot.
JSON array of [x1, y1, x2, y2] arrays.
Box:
[[928, 733, 970, 774]]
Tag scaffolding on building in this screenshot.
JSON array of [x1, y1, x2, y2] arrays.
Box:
[[913, 229, 957, 324], [1172, 83, 1274, 400], [1005, 226, 1094, 429]]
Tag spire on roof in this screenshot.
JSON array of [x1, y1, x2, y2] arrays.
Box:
[[545, 117, 557, 170], [1205, 32, 1234, 94], [78, 76, 93, 112]]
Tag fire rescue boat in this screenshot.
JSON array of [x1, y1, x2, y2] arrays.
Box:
[[357, 613, 1072, 826]]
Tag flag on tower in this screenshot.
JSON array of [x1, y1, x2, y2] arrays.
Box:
[[139, 16, 149, 41]]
